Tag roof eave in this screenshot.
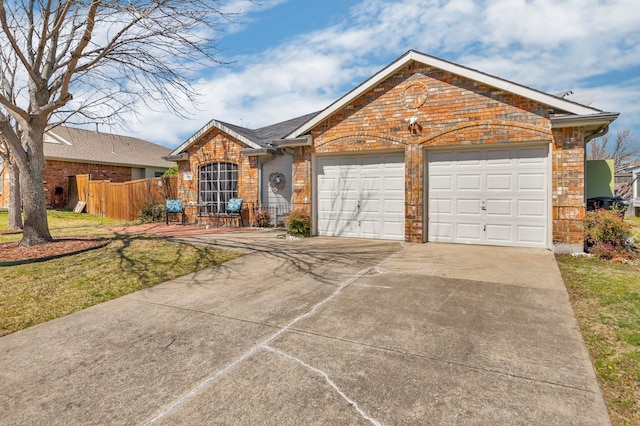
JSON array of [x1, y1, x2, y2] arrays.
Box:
[[45, 156, 175, 169], [550, 112, 620, 129], [271, 135, 313, 148], [240, 148, 275, 156], [163, 153, 188, 161]]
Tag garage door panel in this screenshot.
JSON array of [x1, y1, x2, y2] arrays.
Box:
[[383, 176, 404, 191], [430, 152, 454, 165], [384, 199, 404, 214], [486, 174, 512, 191], [457, 174, 481, 190], [458, 150, 483, 166], [359, 199, 380, 213], [430, 175, 452, 190], [457, 199, 482, 215], [517, 199, 546, 217], [518, 174, 545, 190], [456, 223, 482, 240], [485, 224, 512, 242], [430, 222, 453, 239], [486, 199, 512, 216], [517, 147, 548, 163], [517, 225, 545, 243], [428, 145, 549, 248], [430, 199, 452, 214]]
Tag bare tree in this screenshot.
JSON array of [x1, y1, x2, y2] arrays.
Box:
[[588, 129, 640, 169], [0, 0, 237, 246]]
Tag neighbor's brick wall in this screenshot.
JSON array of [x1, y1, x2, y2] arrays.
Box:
[[293, 61, 584, 245], [43, 159, 132, 207], [177, 127, 258, 223], [0, 165, 8, 208]]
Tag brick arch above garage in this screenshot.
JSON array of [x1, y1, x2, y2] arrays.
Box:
[[314, 132, 408, 153], [417, 121, 554, 148]]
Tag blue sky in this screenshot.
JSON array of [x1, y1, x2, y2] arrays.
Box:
[[126, 0, 640, 149]]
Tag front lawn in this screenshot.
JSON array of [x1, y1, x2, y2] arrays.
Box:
[[0, 210, 241, 336], [556, 217, 640, 425]]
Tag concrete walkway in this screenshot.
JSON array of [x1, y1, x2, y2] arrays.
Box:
[[0, 230, 609, 425]]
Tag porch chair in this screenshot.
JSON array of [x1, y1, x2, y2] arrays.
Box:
[[166, 198, 186, 225], [216, 198, 244, 227]]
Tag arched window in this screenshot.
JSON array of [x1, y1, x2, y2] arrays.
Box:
[[198, 162, 238, 214]]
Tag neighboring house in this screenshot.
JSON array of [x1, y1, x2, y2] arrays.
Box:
[[0, 126, 175, 209], [167, 50, 619, 252], [586, 160, 615, 199], [628, 164, 640, 216]]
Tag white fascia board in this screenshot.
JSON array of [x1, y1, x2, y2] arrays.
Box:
[[169, 118, 262, 156], [550, 112, 620, 128], [286, 50, 604, 139], [44, 130, 72, 145], [271, 135, 312, 148]]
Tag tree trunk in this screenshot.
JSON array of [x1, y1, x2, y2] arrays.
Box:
[[7, 160, 23, 230], [18, 129, 52, 247]]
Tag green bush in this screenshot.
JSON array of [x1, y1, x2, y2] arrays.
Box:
[[286, 209, 311, 237], [254, 208, 272, 228], [162, 165, 178, 177], [138, 204, 165, 223], [585, 209, 636, 260]]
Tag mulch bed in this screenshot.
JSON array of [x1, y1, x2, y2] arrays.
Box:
[[0, 237, 109, 266]]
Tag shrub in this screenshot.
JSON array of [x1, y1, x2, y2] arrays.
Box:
[[162, 165, 178, 177], [138, 203, 165, 223], [584, 209, 636, 260], [254, 208, 272, 228], [286, 209, 311, 237]]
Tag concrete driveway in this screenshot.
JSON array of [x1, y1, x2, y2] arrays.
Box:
[[0, 230, 609, 425]]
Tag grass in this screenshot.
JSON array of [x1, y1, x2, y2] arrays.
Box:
[[0, 210, 242, 337], [556, 217, 640, 425]]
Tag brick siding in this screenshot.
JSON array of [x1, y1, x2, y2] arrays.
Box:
[[44, 160, 132, 207], [177, 127, 259, 223]]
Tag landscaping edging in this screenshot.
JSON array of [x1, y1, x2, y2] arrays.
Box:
[[0, 238, 110, 267]]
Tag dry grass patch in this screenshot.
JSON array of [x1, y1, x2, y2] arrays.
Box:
[[0, 210, 241, 336]]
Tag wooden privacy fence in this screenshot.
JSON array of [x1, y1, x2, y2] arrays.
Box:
[[68, 174, 178, 221]]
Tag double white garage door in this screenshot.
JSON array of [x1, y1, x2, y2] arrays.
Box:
[[316, 145, 549, 248]]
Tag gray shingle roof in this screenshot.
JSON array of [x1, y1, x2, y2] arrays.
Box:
[[170, 111, 321, 157], [44, 126, 175, 169]]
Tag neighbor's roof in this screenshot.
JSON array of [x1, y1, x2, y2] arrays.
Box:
[[44, 126, 175, 169], [169, 111, 320, 157], [286, 50, 618, 138]]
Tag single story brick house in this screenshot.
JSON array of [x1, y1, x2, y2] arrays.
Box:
[[166, 50, 618, 252], [0, 126, 175, 208]]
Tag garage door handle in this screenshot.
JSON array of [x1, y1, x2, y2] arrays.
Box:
[[357, 202, 360, 210], [481, 201, 487, 211]]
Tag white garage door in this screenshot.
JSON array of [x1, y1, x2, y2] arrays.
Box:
[[316, 153, 405, 240], [427, 145, 549, 248]]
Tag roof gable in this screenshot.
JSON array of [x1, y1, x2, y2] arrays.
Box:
[[285, 50, 615, 139], [169, 119, 266, 157]]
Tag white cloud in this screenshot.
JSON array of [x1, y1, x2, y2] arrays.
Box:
[[124, 0, 640, 147]]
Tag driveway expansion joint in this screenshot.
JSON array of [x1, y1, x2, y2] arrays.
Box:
[[144, 243, 408, 425], [263, 345, 382, 426]]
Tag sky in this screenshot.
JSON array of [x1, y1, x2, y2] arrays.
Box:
[[119, 0, 640, 149]]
